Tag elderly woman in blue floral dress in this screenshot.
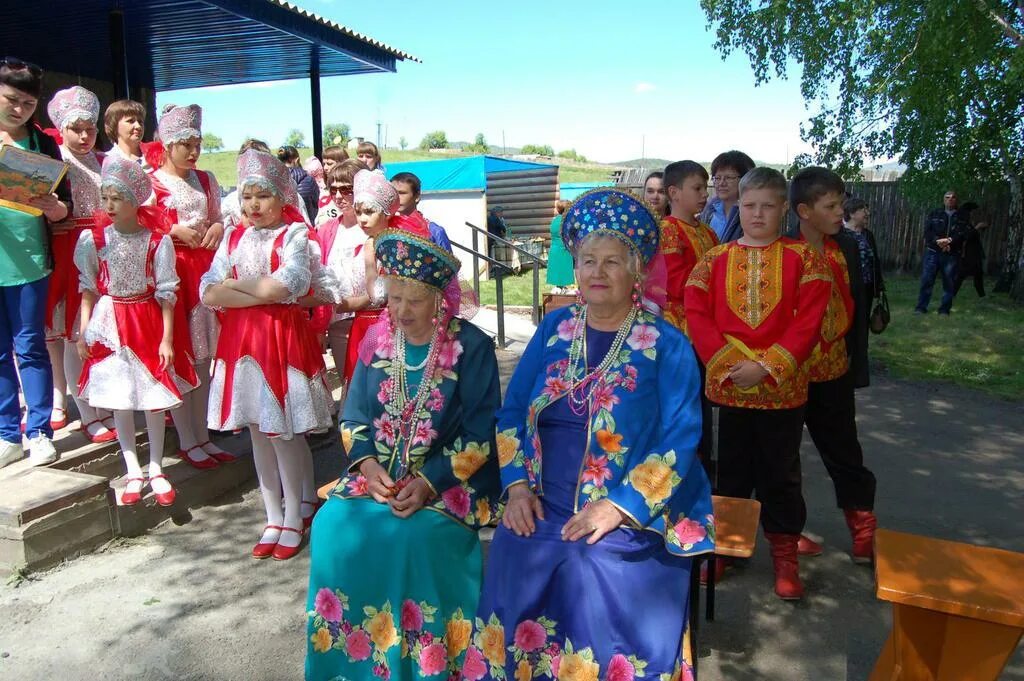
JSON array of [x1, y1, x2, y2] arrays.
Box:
[[305, 230, 501, 681], [469, 189, 714, 681]]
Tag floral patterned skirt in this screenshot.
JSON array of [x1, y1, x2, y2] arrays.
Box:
[[305, 497, 483, 681], [472, 511, 695, 681]]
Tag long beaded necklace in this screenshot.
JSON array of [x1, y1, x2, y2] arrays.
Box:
[[387, 321, 444, 474], [564, 304, 637, 416]]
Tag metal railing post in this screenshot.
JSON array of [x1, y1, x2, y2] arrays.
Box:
[[471, 228, 480, 298], [495, 275, 506, 348], [532, 262, 540, 325]]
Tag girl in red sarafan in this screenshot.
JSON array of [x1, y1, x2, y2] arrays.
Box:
[[75, 155, 199, 506], [43, 86, 117, 443], [147, 103, 235, 469], [201, 150, 337, 561]]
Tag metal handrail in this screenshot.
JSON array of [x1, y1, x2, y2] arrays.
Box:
[[448, 240, 509, 348], [465, 221, 545, 325]]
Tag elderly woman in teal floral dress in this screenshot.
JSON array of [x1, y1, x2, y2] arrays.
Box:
[[305, 230, 501, 681], [469, 189, 714, 681]]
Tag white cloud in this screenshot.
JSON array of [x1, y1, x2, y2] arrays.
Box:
[[634, 82, 656, 94]]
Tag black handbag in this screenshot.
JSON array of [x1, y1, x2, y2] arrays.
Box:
[[869, 289, 890, 334]]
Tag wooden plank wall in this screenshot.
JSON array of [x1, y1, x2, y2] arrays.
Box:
[[841, 182, 1011, 273]]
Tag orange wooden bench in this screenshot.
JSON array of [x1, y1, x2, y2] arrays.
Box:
[[689, 495, 761, 680], [317, 478, 339, 501], [869, 529, 1024, 681]]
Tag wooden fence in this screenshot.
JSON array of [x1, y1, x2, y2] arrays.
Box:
[[840, 182, 1011, 274]]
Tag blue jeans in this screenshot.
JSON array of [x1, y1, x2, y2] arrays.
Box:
[[0, 277, 54, 443], [915, 250, 958, 314]]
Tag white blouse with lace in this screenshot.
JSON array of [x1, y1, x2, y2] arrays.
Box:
[[153, 168, 222, 234]]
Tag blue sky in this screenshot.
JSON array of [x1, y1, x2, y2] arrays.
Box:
[[157, 0, 814, 164]]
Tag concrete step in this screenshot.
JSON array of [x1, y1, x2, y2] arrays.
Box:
[[0, 427, 254, 573]]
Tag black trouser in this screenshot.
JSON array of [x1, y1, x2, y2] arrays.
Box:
[[805, 372, 876, 511], [955, 268, 986, 298], [717, 405, 806, 534]]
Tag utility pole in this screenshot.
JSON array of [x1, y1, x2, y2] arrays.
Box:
[[376, 121, 382, 149], [641, 135, 646, 164]]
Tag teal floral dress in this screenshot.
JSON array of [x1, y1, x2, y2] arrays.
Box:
[[305, 317, 502, 681]]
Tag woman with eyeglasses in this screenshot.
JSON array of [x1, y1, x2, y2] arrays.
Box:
[[699, 150, 756, 243], [0, 57, 72, 469]]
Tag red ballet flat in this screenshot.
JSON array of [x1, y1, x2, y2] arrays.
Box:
[[149, 474, 176, 507], [121, 477, 146, 506], [271, 527, 304, 561], [177, 445, 219, 470], [50, 408, 68, 431], [199, 441, 237, 463], [79, 419, 118, 444], [253, 525, 284, 559]]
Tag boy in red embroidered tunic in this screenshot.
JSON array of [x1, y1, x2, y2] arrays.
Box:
[[684, 167, 831, 600], [790, 167, 878, 565], [659, 160, 719, 466], [660, 161, 719, 334]]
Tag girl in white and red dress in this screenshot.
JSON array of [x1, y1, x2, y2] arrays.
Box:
[[201, 150, 337, 561], [42, 86, 117, 443], [147, 104, 233, 469], [75, 156, 199, 505]]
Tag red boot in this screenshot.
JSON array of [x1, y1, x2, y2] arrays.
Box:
[[844, 509, 877, 564], [765, 532, 804, 600], [699, 556, 729, 585], [797, 534, 823, 556]]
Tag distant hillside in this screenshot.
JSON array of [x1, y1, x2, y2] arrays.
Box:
[[614, 158, 674, 169]]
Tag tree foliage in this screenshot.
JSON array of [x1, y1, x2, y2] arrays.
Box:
[[700, 0, 1024, 297], [521, 144, 555, 156], [284, 128, 305, 148], [323, 123, 350, 148], [399, 136, 408, 150], [557, 148, 588, 163], [202, 133, 224, 152], [420, 130, 450, 150], [465, 133, 489, 154]]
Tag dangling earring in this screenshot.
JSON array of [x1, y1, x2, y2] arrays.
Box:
[[575, 289, 585, 307], [431, 296, 442, 327], [632, 278, 643, 309]]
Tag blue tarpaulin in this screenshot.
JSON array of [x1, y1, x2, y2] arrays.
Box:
[[386, 155, 555, 193]]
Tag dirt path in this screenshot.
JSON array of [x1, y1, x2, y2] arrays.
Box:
[[0, 371, 1021, 681]]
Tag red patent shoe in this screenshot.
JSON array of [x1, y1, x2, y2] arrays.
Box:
[[121, 477, 146, 506], [302, 499, 320, 530], [50, 408, 68, 431], [797, 534, 823, 556], [252, 525, 284, 559], [199, 441, 237, 463], [271, 527, 304, 561], [177, 445, 219, 470], [79, 419, 119, 444], [149, 474, 176, 507]]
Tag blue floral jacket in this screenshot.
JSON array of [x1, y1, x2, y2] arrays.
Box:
[[497, 305, 715, 557], [332, 318, 502, 530]]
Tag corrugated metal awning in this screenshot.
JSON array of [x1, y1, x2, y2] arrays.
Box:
[[3, 0, 419, 91]]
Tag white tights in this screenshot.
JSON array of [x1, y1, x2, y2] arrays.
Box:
[[113, 410, 169, 492], [250, 427, 314, 548], [46, 339, 110, 432], [171, 360, 225, 460]]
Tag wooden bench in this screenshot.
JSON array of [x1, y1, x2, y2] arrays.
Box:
[[869, 529, 1024, 681], [541, 293, 576, 318], [317, 479, 338, 501], [689, 495, 761, 680]]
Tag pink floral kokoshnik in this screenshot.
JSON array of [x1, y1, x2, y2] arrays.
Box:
[[353, 169, 399, 215], [101, 154, 153, 207], [157, 104, 202, 144], [236, 149, 293, 199], [47, 86, 100, 131]]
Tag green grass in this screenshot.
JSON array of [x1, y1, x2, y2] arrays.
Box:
[[870, 274, 1023, 401], [197, 147, 616, 187], [477, 271, 1024, 401], [478, 268, 554, 306]]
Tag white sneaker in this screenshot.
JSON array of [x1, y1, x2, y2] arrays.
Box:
[[0, 440, 24, 469], [27, 433, 58, 466]]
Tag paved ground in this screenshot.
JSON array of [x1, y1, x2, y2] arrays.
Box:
[[0, 358, 1021, 680]]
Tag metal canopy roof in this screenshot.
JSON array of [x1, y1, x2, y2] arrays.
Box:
[[3, 0, 419, 91]]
